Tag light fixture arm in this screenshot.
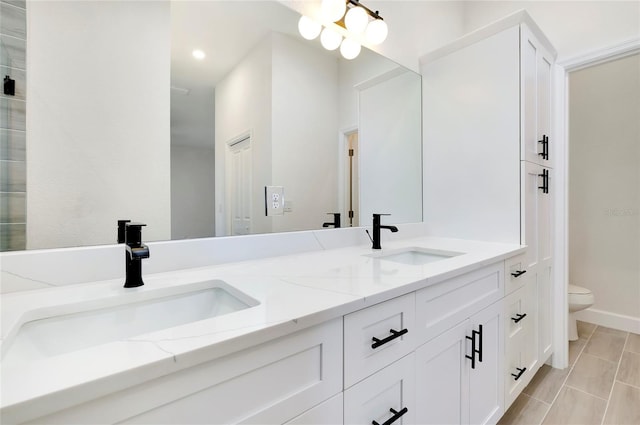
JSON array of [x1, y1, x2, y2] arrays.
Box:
[[346, 0, 383, 20]]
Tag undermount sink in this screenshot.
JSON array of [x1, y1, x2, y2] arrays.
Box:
[[368, 247, 463, 265], [1, 280, 258, 366]]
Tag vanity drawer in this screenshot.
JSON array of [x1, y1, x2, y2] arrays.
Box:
[[344, 353, 415, 425], [505, 253, 529, 295], [415, 262, 504, 345], [344, 293, 415, 388], [30, 319, 343, 425]]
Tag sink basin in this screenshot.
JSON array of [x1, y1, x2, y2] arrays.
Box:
[[2, 280, 258, 366], [368, 247, 463, 265]]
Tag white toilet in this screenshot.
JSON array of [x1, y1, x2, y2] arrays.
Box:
[[568, 284, 595, 341]]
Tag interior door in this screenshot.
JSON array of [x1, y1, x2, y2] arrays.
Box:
[[228, 137, 252, 235]]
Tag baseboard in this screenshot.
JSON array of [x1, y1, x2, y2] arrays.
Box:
[[575, 308, 640, 334]]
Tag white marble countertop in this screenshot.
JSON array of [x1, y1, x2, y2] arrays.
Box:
[[0, 235, 524, 422]]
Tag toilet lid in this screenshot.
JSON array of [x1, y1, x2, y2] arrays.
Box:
[[569, 284, 591, 294]]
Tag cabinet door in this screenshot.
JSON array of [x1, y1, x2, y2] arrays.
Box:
[[521, 162, 542, 268], [521, 25, 554, 167], [468, 301, 504, 425], [344, 354, 415, 425], [415, 320, 469, 425], [284, 393, 343, 425], [538, 263, 553, 362]]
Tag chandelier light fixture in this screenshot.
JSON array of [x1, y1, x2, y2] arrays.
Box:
[[297, 0, 388, 60]]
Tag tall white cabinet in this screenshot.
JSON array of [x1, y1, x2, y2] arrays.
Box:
[[421, 12, 556, 412]]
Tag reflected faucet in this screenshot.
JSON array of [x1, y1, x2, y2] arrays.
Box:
[[322, 213, 341, 228], [372, 213, 398, 250], [124, 222, 150, 288]]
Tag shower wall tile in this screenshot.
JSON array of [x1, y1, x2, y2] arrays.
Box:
[[0, 97, 26, 130], [0, 223, 25, 251], [0, 2, 26, 39], [0, 129, 25, 160], [1, 1, 26, 10], [1, 65, 25, 100], [0, 159, 25, 192], [0, 34, 26, 70], [0, 191, 25, 223]]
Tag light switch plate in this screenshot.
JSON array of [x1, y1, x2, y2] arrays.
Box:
[[265, 186, 285, 216]]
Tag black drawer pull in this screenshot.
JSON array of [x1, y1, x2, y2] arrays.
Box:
[[538, 169, 549, 194], [372, 407, 408, 425], [511, 270, 527, 278], [511, 313, 527, 323], [372, 328, 408, 349], [512, 367, 527, 381]]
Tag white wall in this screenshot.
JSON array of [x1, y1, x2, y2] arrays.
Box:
[[171, 145, 215, 240], [215, 36, 273, 236], [462, 1, 640, 60], [569, 53, 640, 321], [271, 33, 339, 233], [359, 71, 423, 225], [26, 1, 171, 248]]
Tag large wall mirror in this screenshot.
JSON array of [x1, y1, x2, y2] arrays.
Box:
[[5, 0, 422, 251]]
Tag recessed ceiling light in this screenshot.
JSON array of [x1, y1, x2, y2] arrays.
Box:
[[192, 49, 206, 60]]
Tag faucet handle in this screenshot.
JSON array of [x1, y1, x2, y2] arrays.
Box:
[[125, 222, 146, 247], [117, 219, 131, 243]]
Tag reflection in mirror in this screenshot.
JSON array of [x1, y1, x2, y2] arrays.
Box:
[[6, 0, 421, 251]]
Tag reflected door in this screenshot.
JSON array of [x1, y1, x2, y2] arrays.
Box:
[[228, 137, 252, 235]]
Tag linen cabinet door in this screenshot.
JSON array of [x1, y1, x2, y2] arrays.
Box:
[[344, 354, 415, 425], [415, 320, 469, 425], [468, 301, 504, 425]]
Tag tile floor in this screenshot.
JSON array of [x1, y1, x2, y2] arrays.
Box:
[[499, 321, 640, 425]]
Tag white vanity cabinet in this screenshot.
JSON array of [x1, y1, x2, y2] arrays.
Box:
[[421, 12, 556, 414], [414, 265, 506, 425]]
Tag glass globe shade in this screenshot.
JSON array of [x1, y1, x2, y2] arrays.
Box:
[[298, 16, 321, 40], [320, 27, 342, 51], [340, 38, 361, 60], [365, 19, 388, 45], [321, 0, 347, 22], [344, 6, 368, 34]]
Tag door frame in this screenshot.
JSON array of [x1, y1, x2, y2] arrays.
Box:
[[338, 125, 358, 227], [552, 37, 640, 367]]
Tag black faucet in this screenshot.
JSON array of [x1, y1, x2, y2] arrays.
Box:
[[322, 213, 341, 228], [372, 213, 398, 250], [124, 222, 150, 288]]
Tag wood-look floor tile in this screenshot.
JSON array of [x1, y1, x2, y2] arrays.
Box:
[[568, 338, 586, 366], [577, 321, 596, 339], [584, 331, 627, 362], [499, 393, 549, 425], [603, 382, 640, 425], [523, 365, 569, 404], [617, 351, 640, 388], [541, 386, 606, 425], [566, 353, 616, 399], [594, 326, 628, 337], [625, 332, 640, 354]]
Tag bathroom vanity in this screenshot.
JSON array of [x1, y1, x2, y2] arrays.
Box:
[[1, 231, 527, 424]]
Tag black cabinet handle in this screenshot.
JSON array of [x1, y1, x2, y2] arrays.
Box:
[[477, 324, 483, 363], [538, 135, 549, 160], [466, 325, 483, 368], [538, 169, 549, 194], [511, 270, 527, 278], [372, 407, 408, 425], [512, 367, 527, 381], [371, 328, 408, 349], [511, 313, 527, 323]]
